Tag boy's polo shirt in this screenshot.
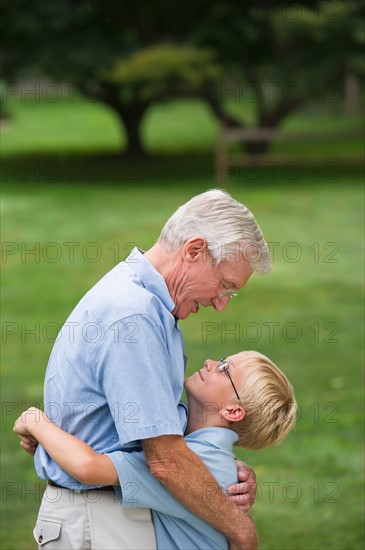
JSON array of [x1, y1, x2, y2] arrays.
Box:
[[34, 248, 186, 489], [109, 423, 239, 550]]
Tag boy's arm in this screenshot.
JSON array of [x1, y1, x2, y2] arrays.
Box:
[[13, 408, 219, 524], [108, 449, 194, 518], [13, 407, 118, 485], [14, 409, 213, 521]]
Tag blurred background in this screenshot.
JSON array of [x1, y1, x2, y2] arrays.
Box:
[[1, 1, 364, 549]]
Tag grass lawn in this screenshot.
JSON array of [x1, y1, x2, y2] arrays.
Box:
[[1, 97, 364, 550], [1, 94, 363, 158]]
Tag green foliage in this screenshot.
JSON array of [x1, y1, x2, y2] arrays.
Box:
[[2, 0, 364, 154], [101, 44, 222, 103], [193, 1, 365, 125]]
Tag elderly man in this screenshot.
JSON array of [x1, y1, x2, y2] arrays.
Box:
[[20, 189, 271, 550]]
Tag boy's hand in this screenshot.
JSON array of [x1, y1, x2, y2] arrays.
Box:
[[13, 407, 42, 456], [13, 407, 41, 435], [227, 460, 257, 512], [17, 434, 38, 456]]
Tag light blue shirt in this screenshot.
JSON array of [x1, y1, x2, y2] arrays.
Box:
[[34, 248, 186, 489], [109, 411, 239, 550]]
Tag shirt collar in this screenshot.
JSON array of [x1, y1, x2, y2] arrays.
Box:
[[125, 247, 175, 313], [188, 427, 239, 449]]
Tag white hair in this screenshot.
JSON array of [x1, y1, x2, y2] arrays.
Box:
[[158, 189, 271, 274]]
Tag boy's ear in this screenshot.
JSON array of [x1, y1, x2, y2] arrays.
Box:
[[220, 404, 246, 424]]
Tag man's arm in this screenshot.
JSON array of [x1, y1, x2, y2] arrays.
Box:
[[14, 409, 257, 548], [143, 435, 257, 550], [13, 408, 118, 485]]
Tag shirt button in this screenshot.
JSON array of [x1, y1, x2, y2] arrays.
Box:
[[38, 535, 43, 543]]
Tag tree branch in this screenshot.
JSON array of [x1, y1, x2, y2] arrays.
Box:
[[202, 91, 244, 128]]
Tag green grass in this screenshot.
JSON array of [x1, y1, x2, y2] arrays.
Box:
[[2, 94, 363, 158], [2, 172, 363, 550], [1, 96, 220, 157], [1, 97, 364, 550]]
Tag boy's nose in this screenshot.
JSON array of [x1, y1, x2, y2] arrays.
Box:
[[204, 359, 219, 372], [204, 360, 213, 371]]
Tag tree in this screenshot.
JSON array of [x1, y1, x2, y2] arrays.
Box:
[[1, 0, 363, 156], [90, 44, 221, 156], [1, 0, 224, 155], [193, 0, 365, 153]]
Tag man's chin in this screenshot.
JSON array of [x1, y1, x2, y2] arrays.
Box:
[[172, 307, 190, 321], [175, 312, 189, 320]]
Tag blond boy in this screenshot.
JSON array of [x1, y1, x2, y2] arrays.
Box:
[[15, 351, 296, 550]]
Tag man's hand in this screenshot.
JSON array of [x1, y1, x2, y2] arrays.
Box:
[[13, 407, 41, 456], [227, 461, 257, 512], [143, 436, 257, 546]]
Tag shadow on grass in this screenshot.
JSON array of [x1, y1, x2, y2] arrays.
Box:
[[1, 152, 364, 190]]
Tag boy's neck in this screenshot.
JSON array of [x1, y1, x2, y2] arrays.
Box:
[[186, 399, 230, 435]]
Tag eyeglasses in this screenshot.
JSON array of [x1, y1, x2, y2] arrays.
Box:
[[218, 289, 238, 299], [217, 358, 241, 402], [216, 266, 238, 299]]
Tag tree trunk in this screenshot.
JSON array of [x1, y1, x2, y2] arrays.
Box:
[[345, 68, 361, 116], [245, 140, 270, 155], [85, 83, 149, 157], [113, 103, 148, 157]]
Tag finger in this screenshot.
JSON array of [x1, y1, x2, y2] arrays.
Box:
[[227, 481, 249, 494], [13, 424, 29, 436], [227, 482, 256, 498], [20, 440, 36, 456], [237, 464, 254, 477], [227, 493, 250, 505], [235, 463, 250, 478], [18, 434, 37, 445], [20, 440, 33, 449], [238, 469, 256, 484], [229, 482, 250, 494], [18, 435, 38, 447], [227, 494, 252, 513]]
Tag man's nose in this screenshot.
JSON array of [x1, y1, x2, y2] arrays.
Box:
[[212, 295, 230, 312]]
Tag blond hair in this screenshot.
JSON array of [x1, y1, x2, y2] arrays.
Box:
[[232, 351, 296, 450]]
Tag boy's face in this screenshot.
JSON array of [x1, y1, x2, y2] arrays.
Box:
[[184, 354, 245, 407]]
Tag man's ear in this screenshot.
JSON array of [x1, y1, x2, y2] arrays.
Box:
[[220, 404, 246, 424], [182, 237, 207, 262]]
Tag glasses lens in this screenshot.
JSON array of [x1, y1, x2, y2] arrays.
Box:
[[218, 290, 238, 298], [217, 359, 229, 372]]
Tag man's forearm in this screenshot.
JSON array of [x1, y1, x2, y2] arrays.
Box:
[[143, 435, 257, 549]]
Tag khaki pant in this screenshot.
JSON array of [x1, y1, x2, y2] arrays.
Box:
[[33, 485, 157, 549]]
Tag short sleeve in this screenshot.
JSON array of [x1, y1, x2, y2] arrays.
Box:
[[95, 313, 184, 447], [108, 450, 190, 520]]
